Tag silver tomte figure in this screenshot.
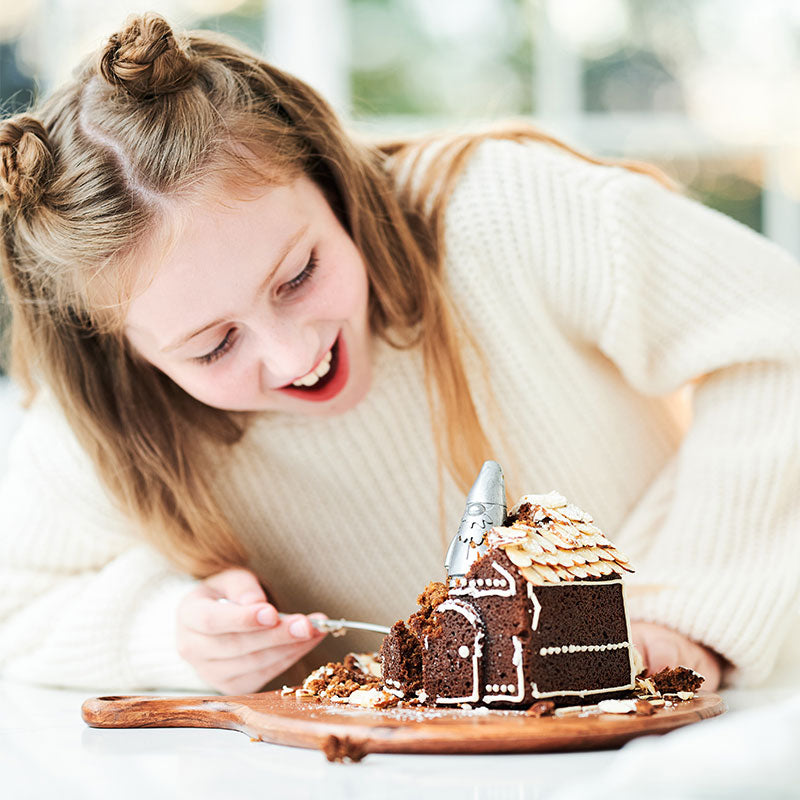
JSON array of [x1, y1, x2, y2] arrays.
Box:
[[444, 460, 507, 583]]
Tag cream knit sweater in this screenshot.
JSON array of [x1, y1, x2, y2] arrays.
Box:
[[1, 139, 799, 692]]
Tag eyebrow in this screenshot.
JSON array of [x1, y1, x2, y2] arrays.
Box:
[[161, 223, 310, 353]]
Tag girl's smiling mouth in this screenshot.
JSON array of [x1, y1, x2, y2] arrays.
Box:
[[277, 335, 348, 402]]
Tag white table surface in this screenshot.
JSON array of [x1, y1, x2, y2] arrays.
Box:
[[1, 633, 798, 800]]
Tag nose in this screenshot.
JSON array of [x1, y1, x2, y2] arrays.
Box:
[[255, 320, 320, 389]]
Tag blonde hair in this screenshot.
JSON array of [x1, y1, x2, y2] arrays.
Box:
[[0, 13, 672, 576]]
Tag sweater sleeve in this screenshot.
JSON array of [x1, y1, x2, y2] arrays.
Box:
[[593, 167, 800, 686], [0, 392, 212, 691]]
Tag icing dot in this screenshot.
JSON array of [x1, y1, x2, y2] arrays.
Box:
[[500, 684, 507, 692], [477, 579, 484, 587], [508, 684, 515, 693], [493, 684, 500, 692], [458, 645, 470, 658]]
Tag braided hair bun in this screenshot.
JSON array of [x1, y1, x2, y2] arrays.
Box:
[[99, 12, 194, 100], [0, 115, 52, 211]]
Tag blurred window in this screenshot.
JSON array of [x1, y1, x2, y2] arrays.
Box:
[[1, 0, 798, 253]]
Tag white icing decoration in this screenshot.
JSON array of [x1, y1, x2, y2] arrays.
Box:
[[450, 561, 517, 599], [538, 641, 629, 656], [620, 583, 638, 692], [483, 636, 525, 704], [527, 583, 542, 631], [435, 598, 481, 627], [434, 601, 484, 705], [458, 645, 470, 658]]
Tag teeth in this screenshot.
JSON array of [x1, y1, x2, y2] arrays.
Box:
[[292, 348, 333, 387]]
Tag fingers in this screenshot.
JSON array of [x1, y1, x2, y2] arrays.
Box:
[[207, 637, 323, 696], [634, 622, 681, 673], [219, 634, 324, 683], [631, 621, 723, 690], [182, 621, 327, 696], [180, 593, 280, 635], [203, 567, 268, 606], [692, 645, 722, 691], [186, 614, 325, 660]]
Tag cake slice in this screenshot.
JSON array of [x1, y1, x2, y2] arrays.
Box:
[[381, 490, 637, 708]]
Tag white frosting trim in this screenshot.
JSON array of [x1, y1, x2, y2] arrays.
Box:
[[432, 599, 484, 705], [538, 641, 629, 656], [449, 561, 517, 598], [529, 679, 635, 699], [539, 578, 624, 588], [621, 582, 637, 687], [435, 598, 481, 627], [435, 630, 484, 705], [482, 635, 525, 704], [527, 583, 542, 631]]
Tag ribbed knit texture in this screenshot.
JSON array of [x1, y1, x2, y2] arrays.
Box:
[[1, 139, 798, 691]]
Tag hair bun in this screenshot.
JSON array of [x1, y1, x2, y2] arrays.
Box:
[[0, 115, 52, 210], [100, 13, 194, 100]]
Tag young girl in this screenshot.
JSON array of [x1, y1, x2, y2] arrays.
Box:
[[1, 13, 797, 696]]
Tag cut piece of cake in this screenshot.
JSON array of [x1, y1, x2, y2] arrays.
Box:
[[381, 486, 637, 708]]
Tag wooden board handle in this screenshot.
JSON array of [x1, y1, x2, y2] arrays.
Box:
[[81, 694, 239, 730]]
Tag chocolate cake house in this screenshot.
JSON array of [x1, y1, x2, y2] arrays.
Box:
[[380, 462, 637, 708]]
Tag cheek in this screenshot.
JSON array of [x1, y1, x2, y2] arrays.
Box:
[[319, 252, 369, 319], [166, 360, 263, 410]]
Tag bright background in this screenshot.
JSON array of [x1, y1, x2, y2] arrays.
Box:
[[2, 0, 800, 458], [4, 0, 800, 250]]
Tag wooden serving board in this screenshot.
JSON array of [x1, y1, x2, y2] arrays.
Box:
[[81, 690, 726, 757]]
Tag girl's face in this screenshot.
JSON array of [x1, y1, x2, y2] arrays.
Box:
[[124, 176, 372, 416]]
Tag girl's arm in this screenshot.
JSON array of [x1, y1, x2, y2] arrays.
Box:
[[454, 138, 798, 686], [0, 392, 326, 692], [590, 164, 800, 687], [0, 392, 210, 690]]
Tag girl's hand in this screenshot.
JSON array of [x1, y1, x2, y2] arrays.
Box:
[[176, 567, 326, 695], [631, 620, 723, 691]]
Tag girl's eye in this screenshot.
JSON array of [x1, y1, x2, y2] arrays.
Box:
[[195, 328, 237, 365], [192, 253, 317, 367], [280, 251, 318, 295]]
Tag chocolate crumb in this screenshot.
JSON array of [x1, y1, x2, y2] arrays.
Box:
[[526, 700, 555, 717], [372, 694, 401, 710], [650, 666, 704, 694], [635, 699, 656, 716], [407, 582, 448, 641], [302, 658, 382, 700], [342, 653, 360, 672], [322, 735, 368, 763]]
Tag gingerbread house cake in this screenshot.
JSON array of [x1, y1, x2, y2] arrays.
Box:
[[381, 488, 637, 708]]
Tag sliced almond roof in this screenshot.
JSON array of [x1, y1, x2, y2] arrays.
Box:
[[485, 491, 634, 585]]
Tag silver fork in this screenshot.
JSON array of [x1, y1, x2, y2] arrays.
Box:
[[215, 598, 389, 635], [283, 614, 391, 636]]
